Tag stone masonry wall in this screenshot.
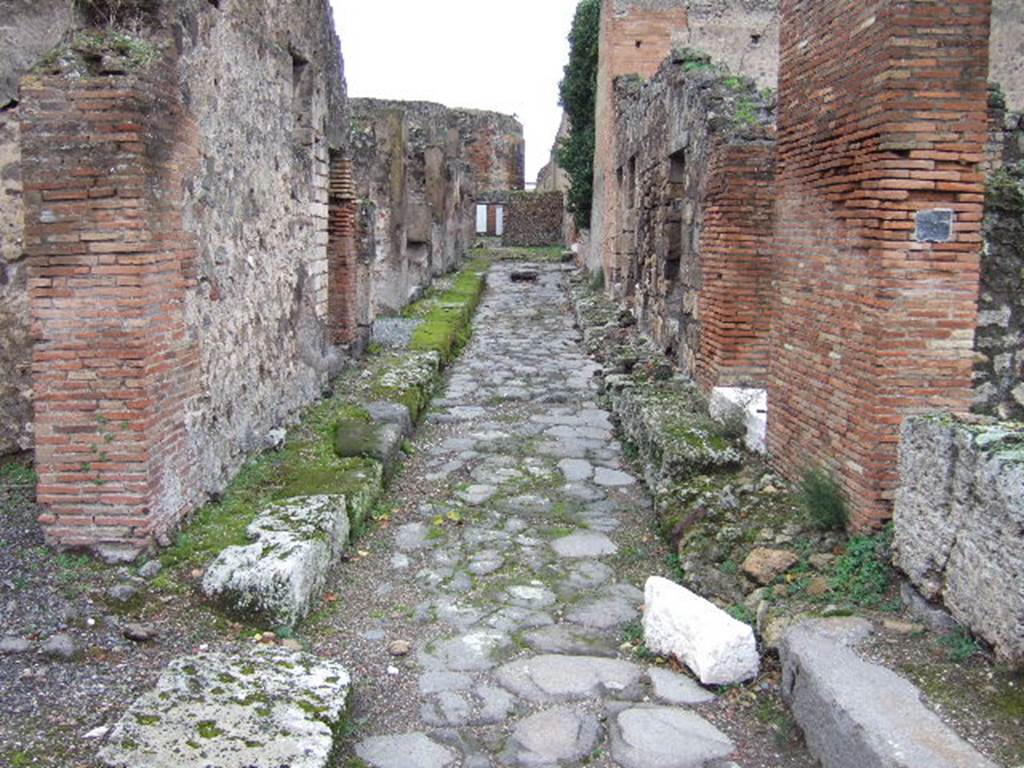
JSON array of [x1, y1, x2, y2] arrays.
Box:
[[0, 1, 79, 456], [611, 56, 775, 387], [991, 0, 1024, 112], [351, 99, 520, 316], [895, 415, 1024, 665], [19, 0, 351, 557], [974, 99, 1024, 420], [172, 0, 349, 500], [502, 192, 565, 247], [768, 0, 991, 530]]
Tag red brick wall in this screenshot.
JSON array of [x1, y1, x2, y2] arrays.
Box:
[[768, 0, 991, 529], [328, 154, 360, 345], [697, 141, 776, 390], [20, 61, 201, 558]]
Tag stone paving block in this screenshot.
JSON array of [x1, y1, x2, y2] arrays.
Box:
[[98, 648, 350, 768]]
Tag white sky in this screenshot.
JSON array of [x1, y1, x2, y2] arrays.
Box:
[[331, 0, 579, 184]]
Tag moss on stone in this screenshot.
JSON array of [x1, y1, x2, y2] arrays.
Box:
[[409, 259, 489, 363]]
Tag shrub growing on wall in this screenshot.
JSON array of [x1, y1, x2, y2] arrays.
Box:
[[558, 0, 600, 231]]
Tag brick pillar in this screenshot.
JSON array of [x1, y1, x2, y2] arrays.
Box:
[[21, 63, 200, 560], [696, 140, 776, 389], [328, 154, 359, 345], [768, 0, 992, 529]]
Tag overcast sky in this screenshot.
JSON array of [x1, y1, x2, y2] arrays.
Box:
[[331, 0, 580, 184]]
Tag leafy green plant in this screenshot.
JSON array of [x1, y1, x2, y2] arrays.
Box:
[[940, 628, 982, 663], [798, 466, 848, 531], [829, 526, 894, 609], [557, 0, 600, 230]]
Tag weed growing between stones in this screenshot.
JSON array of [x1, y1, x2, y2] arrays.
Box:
[[797, 466, 847, 531], [827, 526, 896, 610], [940, 628, 983, 663]]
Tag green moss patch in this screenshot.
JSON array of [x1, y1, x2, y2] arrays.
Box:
[[408, 259, 489, 363]]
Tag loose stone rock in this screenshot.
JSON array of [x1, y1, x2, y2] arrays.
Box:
[[123, 623, 158, 643], [41, 633, 76, 660], [0, 636, 32, 655], [742, 548, 800, 585], [388, 640, 412, 656], [643, 576, 759, 685]]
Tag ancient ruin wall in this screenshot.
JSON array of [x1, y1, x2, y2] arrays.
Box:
[[683, 0, 778, 91], [974, 100, 1024, 420], [351, 99, 519, 316], [588, 0, 781, 277], [0, 1, 79, 456], [19, 0, 351, 557], [611, 58, 775, 385], [502, 192, 565, 248], [589, 0, 688, 276], [172, 0, 349, 499], [767, 0, 992, 530]]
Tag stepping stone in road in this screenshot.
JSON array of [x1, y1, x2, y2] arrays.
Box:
[[551, 531, 618, 558], [97, 648, 350, 768], [594, 467, 636, 487], [648, 667, 716, 706], [558, 458, 594, 482], [355, 732, 458, 768], [521, 624, 620, 657], [496, 654, 645, 703], [609, 705, 735, 768], [505, 706, 601, 767]]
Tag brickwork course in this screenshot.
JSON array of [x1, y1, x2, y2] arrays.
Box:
[[767, 0, 992, 529]]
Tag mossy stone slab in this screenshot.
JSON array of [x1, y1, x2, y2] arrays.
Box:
[[98, 647, 350, 768]]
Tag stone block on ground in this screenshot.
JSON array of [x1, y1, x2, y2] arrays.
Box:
[[334, 417, 404, 466], [643, 576, 759, 685], [505, 706, 601, 767], [894, 415, 1024, 663], [779, 619, 997, 768], [98, 647, 350, 768], [202, 495, 350, 627], [742, 548, 799, 585]]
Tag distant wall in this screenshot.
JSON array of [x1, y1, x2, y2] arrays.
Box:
[[503, 192, 565, 247], [588, 0, 781, 276], [990, 0, 1024, 112], [351, 99, 520, 316]]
